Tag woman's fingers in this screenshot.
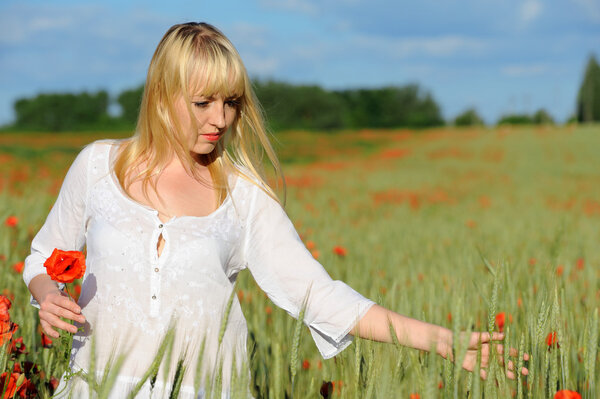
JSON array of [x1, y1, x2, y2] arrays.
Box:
[[39, 319, 59, 339], [40, 292, 86, 323], [39, 310, 78, 335]]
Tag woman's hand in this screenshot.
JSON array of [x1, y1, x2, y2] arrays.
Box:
[[29, 274, 86, 338], [353, 305, 529, 380], [445, 332, 530, 380]]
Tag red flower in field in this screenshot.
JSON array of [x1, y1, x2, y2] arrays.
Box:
[[9, 337, 27, 355], [575, 258, 584, 271], [495, 312, 512, 332], [302, 359, 310, 370], [554, 390, 581, 399], [17, 377, 37, 398], [447, 312, 452, 323], [12, 363, 22, 373], [305, 240, 316, 250], [43, 248, 86, 283], [4, 216, 18, 227], [1, 290, 14, 302], [265, 306, 272, 316], [12, 261, 24, 274], [528, 258, 537, 266], [0, 320, 19, 346], [48, 376, 60, 394], [546, 331, 559, 348], [0, 295, 11, 322], [410, 393, 421, 399], [0, 372, 19, 399], [311, 250, 320, 259], [556, 265, 564, 276], [40, 331, 53, 348], [333, 246, 347, 257]]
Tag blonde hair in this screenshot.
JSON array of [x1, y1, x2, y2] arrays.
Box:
[[113, 22, 283, 206]]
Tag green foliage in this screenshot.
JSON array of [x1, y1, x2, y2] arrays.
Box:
[[335, 85, 445, 129], [497, 113, 534, 125], [576, 54, 600, 123], [254, 80, 347, 130], [10, 80, 446, 132], [117, 85, 145, 125], [532, 108, 555, 125], [14, 91, 110, 131], [454, 108, 484, 126]]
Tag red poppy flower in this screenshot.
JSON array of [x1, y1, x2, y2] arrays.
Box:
[[333, 246, 347, 257], [47, 376, 60, 394], [410, 394, 421, 399], [575, 258, 584, 270], [305, 240, 316, 250], [43, 248, 86, 283], [17, 377, 37, 398], [0, 320, 19, 346], [495, 312, 506, 332], [8, 337, 27, 355], [0, 296, 11, 322], [554, 390, 582, 399], [546, 331, 559, 348], [12, 262, 24, 274], [0, 372, 19, 399], [302, 359, 310, 370], [4, 216, 18, 227]]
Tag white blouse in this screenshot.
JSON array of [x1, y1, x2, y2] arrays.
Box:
[[23, 140, 375, 398]]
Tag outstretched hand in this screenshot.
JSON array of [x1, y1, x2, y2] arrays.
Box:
[[456, 332, 529, 380]]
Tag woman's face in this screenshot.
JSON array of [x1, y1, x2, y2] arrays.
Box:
[[173, 91, 239, 156]]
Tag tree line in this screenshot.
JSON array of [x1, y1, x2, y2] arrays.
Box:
[[6, 55, 600, 132]]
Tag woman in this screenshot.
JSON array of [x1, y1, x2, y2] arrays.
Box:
[[24, 22, 525, 397]]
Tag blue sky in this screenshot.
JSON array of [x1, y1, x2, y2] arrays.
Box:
[[1, 0, 598, 125]]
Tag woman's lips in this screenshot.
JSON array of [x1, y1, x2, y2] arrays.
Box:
[[202, 133, 221, 141]]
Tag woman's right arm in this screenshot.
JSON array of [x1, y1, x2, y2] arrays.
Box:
[[24, 144, 94, 337]]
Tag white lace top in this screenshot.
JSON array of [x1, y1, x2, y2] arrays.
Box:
[[23, 140, 375, 398]]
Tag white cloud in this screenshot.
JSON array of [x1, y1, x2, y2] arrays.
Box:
[[353, 34, 487, 58], [519, 0, 543, 24], [501, 63, 548, 77]]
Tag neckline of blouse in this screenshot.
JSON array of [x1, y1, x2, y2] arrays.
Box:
[[103, 140, 236, 224]]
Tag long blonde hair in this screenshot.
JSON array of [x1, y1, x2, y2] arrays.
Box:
[[113, 22, 283, 206]]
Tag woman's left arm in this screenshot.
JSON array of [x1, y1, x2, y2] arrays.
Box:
[[351, 304, 528, 379]]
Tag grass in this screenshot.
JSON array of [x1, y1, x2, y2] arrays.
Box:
[[0, 124, 599, 397]]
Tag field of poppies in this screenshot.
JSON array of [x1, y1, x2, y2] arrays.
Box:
[[0, 124, 599, 398]]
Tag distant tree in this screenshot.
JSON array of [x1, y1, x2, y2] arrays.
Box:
[[254, 80, 347, 130], [14, 91, 109, 131], [497, 113, 533, 125], [117, 84, 145, 125], [576, 54, 600, 122], [454, 108, 484, 126], [532, 108, 555, 125], [336, 85, 444, 129]]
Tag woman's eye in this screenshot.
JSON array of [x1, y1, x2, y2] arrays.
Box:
[[225, 99, 240, 108], [193, 102, 209, 108]]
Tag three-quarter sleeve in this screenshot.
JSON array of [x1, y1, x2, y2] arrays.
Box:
[[23, 144, 93, 291], [240, 182, 375, 359]]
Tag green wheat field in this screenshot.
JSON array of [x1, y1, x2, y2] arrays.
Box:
[[1, 124, 599, 398]]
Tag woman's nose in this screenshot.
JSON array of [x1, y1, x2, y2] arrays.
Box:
[[209, 101, 226, 128]]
